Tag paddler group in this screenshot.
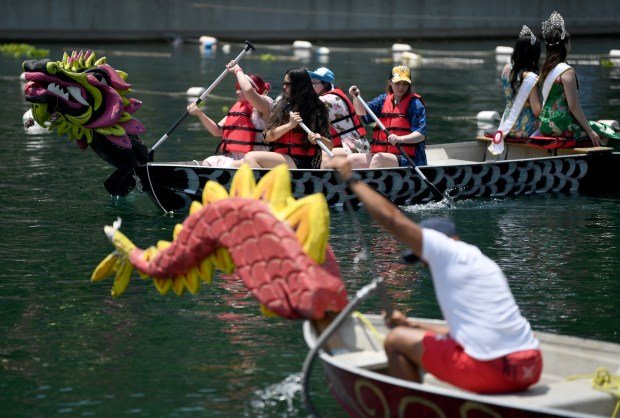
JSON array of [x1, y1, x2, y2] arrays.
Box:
[[189, 10, 619, 171]]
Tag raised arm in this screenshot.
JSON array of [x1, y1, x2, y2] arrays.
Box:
[[336, 160, 423, 257], [227, 62, 272, 122]]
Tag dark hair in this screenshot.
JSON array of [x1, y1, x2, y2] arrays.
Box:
[[385, 71, 412, 95], [510, 35, 541, 95], [317, 81, 331, 94], [268, 67, 329, 136], [540, 29, 571, 85]]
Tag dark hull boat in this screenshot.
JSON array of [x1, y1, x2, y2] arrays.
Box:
[[136, 139, 620, 213], [303, 314, 620, 418]]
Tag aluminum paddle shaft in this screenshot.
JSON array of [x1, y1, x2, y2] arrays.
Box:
[[294, 113, 334, 158], [150, 41, 255, 154], [355, 93, 454, 205]]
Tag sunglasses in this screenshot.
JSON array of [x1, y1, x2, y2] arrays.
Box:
[[282, 81, 291, 87]]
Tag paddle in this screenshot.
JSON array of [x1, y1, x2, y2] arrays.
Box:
[[354, 92, 455, 205], [302, 173, 394, 416], [293, 112, 335, 158], [149, 41, 255, 159]]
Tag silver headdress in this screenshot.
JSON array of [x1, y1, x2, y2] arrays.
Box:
[[542, 11, 566, 45], [519, 25, 536, 46]]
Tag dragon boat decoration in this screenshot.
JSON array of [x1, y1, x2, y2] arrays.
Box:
[[22, 50, 148, 196], [91, 164, 347, 319]]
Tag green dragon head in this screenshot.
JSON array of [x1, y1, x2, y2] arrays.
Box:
[[23, 50, 145, 150], [22, 50, 149, 196]]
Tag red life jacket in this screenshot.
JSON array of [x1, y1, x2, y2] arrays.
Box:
[[322, 88, 366, 148], [271, 127, 318, 157], [371, 92, 424, 156], [220, 101, 262, 154]]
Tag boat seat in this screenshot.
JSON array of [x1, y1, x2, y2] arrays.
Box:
[[331, 350, 388, 371], [424, 372, 616, 416], [425, 147, 475, 166], [476, 135, 614, 155], [571, 146, 614, 153]]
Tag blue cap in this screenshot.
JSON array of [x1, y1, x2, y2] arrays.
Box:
[[402, 217, 457, 264], [307, 67, 335, 84], [419, 217, 457, 237]]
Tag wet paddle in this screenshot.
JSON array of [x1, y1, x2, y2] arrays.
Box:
[[354, 93, 455, 205], [149, 41, 255, 159], [294, 113, 335, 158]]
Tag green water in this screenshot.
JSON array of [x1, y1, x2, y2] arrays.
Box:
[[1, 39, 619, 417]]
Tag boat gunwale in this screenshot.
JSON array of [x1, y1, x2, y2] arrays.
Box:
[[145, 150, 620, 170]]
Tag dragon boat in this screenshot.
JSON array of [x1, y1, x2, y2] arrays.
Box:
[[136, 138, 620, 213], [303, 313, 620, 418], [21, 51, 620, 213]]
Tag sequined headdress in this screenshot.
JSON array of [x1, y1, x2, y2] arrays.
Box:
[[542, 11, 566, 46], [519, 25, 536, 46]]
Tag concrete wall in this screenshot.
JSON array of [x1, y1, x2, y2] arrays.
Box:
[[2, 0, 620, 42]]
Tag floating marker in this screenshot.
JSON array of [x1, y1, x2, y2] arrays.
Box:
[[199, 36, 217, 54]]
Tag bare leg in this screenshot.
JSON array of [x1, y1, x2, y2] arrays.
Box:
[[243, 151, 296, 169], [383, 326, 427, 382], [346, 152, 373, 169], [369, 153, 399, 169], [320, 148, 348, 169]]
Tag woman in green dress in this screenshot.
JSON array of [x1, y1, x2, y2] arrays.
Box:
[[538, 11, 619, 146]]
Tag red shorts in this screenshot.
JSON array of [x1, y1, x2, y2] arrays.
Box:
[[421, 332, 542, 393]]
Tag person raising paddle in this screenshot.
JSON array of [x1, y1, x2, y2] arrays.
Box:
[[348, 65, 428, 168], [241, 67, 332, 169], [187, 61, 273, 167], [335, 158, 542, 394]]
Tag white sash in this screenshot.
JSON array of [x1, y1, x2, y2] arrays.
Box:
[[541, 62, 571, 107], [488, 72, 539, 155]]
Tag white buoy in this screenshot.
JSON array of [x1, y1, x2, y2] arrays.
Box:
[[477, 110, 500, 133], [392, 43, 412, 53], [598, 119, 620, 131], [23, 109, 49, 135], [199, 36, 217, 54], [293, 40, 313, 50], [187, 87, 206, 97], [477, 111, 500, 122], [222, 44, 231, 54], [609, 50, 620, 66], [293, 40, 312, 61], [20, 72, 26, 81], [401, 51, 422, 68], [317, 47, 330, 55], [495, 46, 513, 65], [392, 43, 413, 63]]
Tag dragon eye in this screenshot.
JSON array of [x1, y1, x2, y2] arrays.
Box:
[[93, 73, 108, 85]]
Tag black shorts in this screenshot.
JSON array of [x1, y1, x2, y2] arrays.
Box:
[[290, 153, 321, 169]]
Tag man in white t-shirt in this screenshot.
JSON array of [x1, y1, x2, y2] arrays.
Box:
[[336, 160, 542, 394]]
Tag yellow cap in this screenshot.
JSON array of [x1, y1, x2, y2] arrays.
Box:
[[391, 65, 411, 84]]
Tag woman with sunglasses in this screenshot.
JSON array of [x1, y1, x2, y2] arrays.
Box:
[[187, 60, 273, 167], [242, 67, 332, 169]]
